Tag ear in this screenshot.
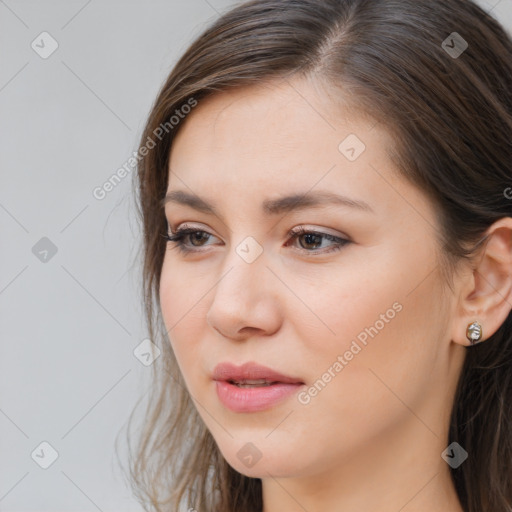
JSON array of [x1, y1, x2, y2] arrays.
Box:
[[451, 217, 512, 347]]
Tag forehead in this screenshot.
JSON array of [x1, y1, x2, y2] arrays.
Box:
[[173, 80, 367, 150], [169, 80, 385, 184], [165, 78, 433, 230]]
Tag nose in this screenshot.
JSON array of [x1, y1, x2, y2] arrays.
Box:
[[206, 250, 282, 341]]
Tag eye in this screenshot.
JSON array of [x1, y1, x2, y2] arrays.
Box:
[[163, 224, 351, 255], [163, 226, 217, 254], [286, 226, 351, 255]]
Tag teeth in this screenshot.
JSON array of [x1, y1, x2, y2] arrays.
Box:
[[234, 382, 274, 388], [230, 379, 276, 387]]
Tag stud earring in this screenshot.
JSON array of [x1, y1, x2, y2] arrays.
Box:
[[466, 321, 483, 345]]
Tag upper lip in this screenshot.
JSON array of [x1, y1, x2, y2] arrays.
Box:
[[212, 361, 304, 384]]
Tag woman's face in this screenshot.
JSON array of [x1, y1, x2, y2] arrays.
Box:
[[160, 77, 465, 479]]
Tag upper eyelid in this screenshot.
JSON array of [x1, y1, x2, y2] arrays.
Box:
[[169, 222, 347, 238], [169, 225, 349, 248]]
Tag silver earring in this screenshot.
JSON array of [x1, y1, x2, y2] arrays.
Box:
[[466, 321, 483, 345]]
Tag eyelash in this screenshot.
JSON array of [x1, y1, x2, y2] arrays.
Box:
[[163, 225, 350, 256]]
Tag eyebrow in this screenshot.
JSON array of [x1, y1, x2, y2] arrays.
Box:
[[161, 189, 375, 217]]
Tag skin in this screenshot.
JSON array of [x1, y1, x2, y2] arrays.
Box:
[[159, 76, 512, 512]]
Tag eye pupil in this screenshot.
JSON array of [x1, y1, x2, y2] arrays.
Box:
[[300, 233, 322, 249], [191, 231, 208, 246]]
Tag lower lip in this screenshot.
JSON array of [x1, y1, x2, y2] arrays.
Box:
[[215, 380, 303, 412]]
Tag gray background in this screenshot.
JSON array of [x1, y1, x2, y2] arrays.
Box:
[[1, 0, 510, 510]]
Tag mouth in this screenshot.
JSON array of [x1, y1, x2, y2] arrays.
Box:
[[212, 362, 305, 412]]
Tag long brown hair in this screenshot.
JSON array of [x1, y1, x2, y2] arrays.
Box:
[[120, 1, 512, 510]]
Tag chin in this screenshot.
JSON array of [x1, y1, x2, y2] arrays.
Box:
[[220, 442, 306, 479]]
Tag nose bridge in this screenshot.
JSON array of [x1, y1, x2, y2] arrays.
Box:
[[215, 237, 267, 304], [206, 237, 281, 338]]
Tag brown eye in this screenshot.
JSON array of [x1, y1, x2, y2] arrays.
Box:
[[165, 227, 217, 254], [188, 231, 210, 246], [287, 226, 351, 255], [297, 232, 323, 250]]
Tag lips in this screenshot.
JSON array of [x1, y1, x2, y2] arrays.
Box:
[[212, 361, 304, 385], [212, 361, 305, 413]]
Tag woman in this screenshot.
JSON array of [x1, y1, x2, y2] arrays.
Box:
[[123, 0, 512, 510]]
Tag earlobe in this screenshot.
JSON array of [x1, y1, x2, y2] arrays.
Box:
[[452, 218, 512, 347]]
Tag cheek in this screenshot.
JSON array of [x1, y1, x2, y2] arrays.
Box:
[[285, 256, 403, 362], [290, 298, 441, 464], [159, 253, 212, 328], [308, 242, 439, 356], [297, 247, 444, 408], [159, 259, 210, 387]]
